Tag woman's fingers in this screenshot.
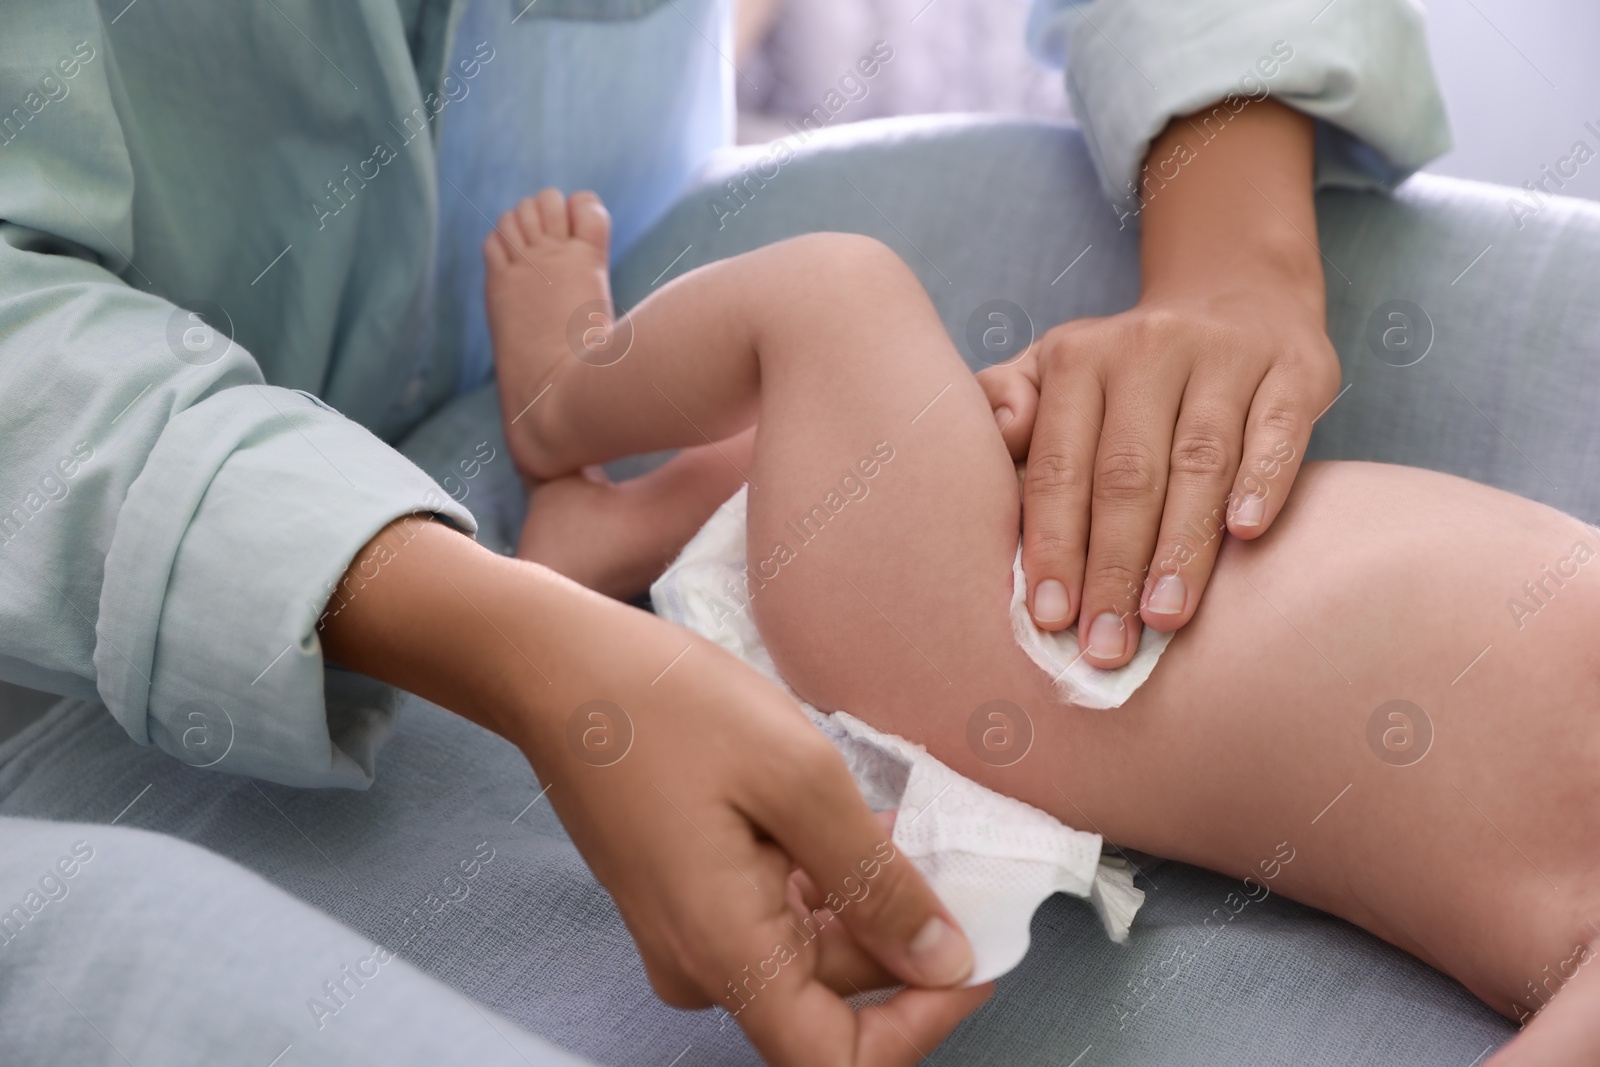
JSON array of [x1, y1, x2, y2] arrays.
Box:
[[975, 363, 1040, 459], [571, 635, 989, 1067], [853, 983, 995, 1062], [1071, 348, 1182, 668], [1019, 337, 1103, 634], [1227, 369, 1323, 540], [1016, 297, 1339, 660], [735, 956, 991, 1067], [742, 739, 977, 992], [717, 748, 983, 1065], [808, 907, 903, 992], [784, 809, 907, 995], [1137, 377, 1255, 631]]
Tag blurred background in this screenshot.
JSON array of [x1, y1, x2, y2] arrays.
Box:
[[735, 0, 1600, 202]]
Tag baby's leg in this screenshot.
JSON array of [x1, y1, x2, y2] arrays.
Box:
[[485, 191, 761, 596], [485, 195, 1009, 489], [485, 196, 1027, 728]]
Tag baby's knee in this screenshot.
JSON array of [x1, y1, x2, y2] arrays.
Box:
[[765, 231, 920, 298]]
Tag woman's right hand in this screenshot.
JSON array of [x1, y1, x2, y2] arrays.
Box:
[[321, 517, 990, 1066]]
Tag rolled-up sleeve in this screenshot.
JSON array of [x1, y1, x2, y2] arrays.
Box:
[[1026, 0, 1453, 213], [97, 384, 475, 788], [0, 14, 473, 788]]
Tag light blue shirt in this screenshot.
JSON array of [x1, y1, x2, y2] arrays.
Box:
[[0, 0, 1448, 787]]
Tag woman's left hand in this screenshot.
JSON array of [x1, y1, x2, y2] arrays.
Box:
[[980, 278, 1339, 654], [977, 98, 1340, 668]]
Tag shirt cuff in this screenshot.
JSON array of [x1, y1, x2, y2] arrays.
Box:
[[1026, 0, 1453, 215], [95, 385, 476, 788]]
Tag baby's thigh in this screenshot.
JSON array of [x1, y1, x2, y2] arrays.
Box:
[[742, 246, 1039, 751], [1116, 461, 1600, 991], [1124, 459, 1600, 821]]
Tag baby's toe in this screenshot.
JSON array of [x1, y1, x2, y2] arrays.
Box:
[[534, 187, 570, 240], [515, 196, 545, 243], [482, 226, 511, 269], [494, 207, 528, 253], [568, 191, 612, 255]]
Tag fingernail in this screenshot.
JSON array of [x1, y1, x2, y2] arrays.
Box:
[[1087, 612, 1126, 660], [994, 406, 1014, 431], [1146, 573, 1186, 615], [1233, 494, 1265, 528], [908, 915, 973, 986], [1032, 579, 1069, 624]]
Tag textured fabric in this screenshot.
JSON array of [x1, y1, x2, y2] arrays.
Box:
[[1026, 0, 1453, 213], [0, 1, 480, 787], [433, 0, 733, 393], [650, 485, 1145, 983], [0, 813, 601, 1066], [930, 859, 1510, 1067], [0, 697, 742, 1065]]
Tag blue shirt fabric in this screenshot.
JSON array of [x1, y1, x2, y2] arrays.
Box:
[[434, 0, 733, 394], [0, 0, 1448, 787]]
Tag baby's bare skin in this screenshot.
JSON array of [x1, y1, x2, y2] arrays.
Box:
[[486, 189, 1600, 1064], [783, 457, 1600, 1023]]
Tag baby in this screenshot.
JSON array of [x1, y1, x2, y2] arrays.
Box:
[[484, 189, 1600, 1065]]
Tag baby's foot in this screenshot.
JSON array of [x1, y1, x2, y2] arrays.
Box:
[[483, 188, 614, 482]]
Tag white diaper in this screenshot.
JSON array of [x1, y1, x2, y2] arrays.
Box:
[[650, 486, 1159, 984]]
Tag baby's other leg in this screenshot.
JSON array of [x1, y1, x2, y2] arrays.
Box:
[[484, 187, 767, 481], [516, 429, 755, 600], [488, 209, 799, 475]]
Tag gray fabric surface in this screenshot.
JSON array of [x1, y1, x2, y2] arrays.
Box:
[[0, 806, 599, 1067], [8, 115, 1598, 1063], [0, 682, 57, 745]]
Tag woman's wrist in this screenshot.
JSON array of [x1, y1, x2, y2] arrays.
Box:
[[1137, 97, 1325, 314], [317, 515, 616, 758]]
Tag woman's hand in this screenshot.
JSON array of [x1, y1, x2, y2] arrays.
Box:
[[517, 614, 991, 1064], [979, 98, 1340, 668], [321, 518, 990, 1066]]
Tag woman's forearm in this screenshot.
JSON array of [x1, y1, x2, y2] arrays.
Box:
[[1138, 97, 1323, 312], [316, 515, 621, 756]]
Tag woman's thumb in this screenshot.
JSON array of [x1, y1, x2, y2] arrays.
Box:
[[976, 365, 1039, 460]]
